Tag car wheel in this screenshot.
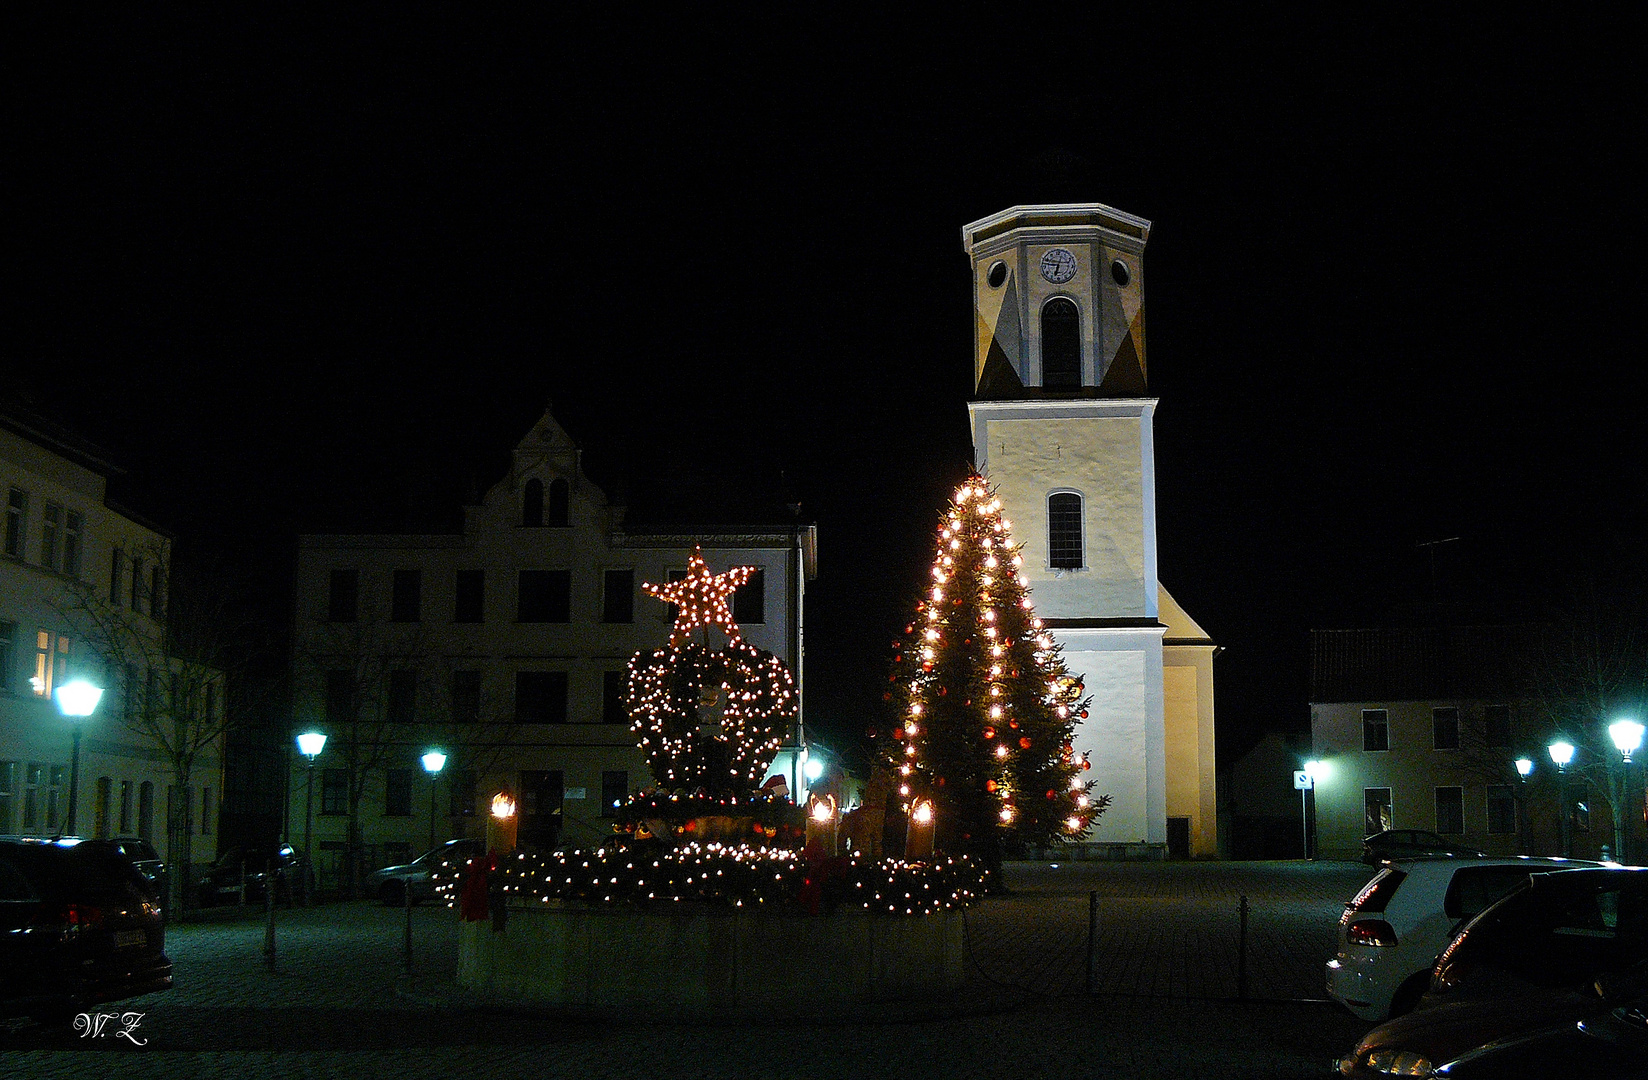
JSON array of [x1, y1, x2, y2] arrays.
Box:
[[379, 880, 405, 906], [1388, 972, 1430, 1019]]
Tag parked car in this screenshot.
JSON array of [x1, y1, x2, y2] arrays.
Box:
[[1336, 866, 1648, 1077], [1361, 829, 1488, 866], [195, 844, 310, 907], [79, 837, 167, 903], [0, 837, 172, 1025], [365, 838, 484, 905], [1326, 856, 1598, 1020], [1410, 996, 1648, 1078]]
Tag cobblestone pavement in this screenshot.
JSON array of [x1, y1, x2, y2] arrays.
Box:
[[1, 860, 1381, 1078]]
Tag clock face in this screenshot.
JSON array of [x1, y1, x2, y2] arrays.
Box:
[[1039, 247, 1078, 284]]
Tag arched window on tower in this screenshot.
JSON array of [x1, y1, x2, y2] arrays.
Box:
[[1041, 297, 1081, 389], [522, 479, 544, 527], [547, 478, 569, 527], [1048, 492, 1084, 569]]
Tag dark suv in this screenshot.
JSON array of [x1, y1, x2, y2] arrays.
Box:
[[196, 844, 310, 907], [0, 837, 172, 1024]]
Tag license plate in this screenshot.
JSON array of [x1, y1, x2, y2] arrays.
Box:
[[113, 929, 146, 949]]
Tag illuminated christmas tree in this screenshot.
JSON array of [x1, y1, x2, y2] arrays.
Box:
[[625, 548, 797, 795], [881, 475, 1107, 869]]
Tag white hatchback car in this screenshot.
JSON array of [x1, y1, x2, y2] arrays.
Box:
[[1325, 855, 1598, 1021]]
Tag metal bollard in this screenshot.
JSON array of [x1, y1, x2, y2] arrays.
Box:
[[1237, 894, 1249, 1000], [403, 879, 414, 976], [1085, 890, 1098, 993]]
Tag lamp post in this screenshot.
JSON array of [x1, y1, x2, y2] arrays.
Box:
[[297, 731, 327, 903], [1301, 760, 1322, 861], [1609, 720, 1644, 864], [1515, 758, 1534, 855], [54, 680, 104, 836], [1550, 740, 1575, 858], [421, 750, 447, 852]]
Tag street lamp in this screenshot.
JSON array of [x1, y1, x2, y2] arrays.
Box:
[[297, 731, 327, 902], [1550, 740, 1575, 857], [54, 679, 104, 835], [1609, 720, 1644, 864], [1301, 760, 1322, 861], [421, 749, 447, 852], [1514, 758, 1535, 855]]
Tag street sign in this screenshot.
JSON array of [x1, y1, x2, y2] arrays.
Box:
[[1293, 770, 1313, 791]]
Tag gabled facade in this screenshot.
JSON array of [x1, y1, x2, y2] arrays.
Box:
[[1, 406, 222, 877], [289, 410, 816, 885], [962, 204, 1218, 858]]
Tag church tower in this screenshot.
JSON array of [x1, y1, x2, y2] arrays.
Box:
[[963, 204, 1216, 858]]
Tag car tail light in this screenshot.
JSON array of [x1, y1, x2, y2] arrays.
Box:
[[46, 901, 104, 938], [1347, 919, 1397, 947]]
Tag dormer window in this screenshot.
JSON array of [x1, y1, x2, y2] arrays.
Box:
[[522, 479, 544, 527], [1041, 297, 1081, 388]]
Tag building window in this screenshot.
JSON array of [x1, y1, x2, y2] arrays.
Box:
[[602, 671, 626, 724], [0, 621, 13, 694], [120, 780, 133, 834], [62, 511, 83, 577], [387, 670, 418, 723], [95, 777, 112, 838], [1362, 709, 1390, 752], [149, 566, 165, 621], [1047, 493, 1083, 569], [385, 769, 413, 817], [1486, 785, 1516, 835], [46, 766, 65, 830], [1040, 296, 1081, 388], [1569, 783, 1591, 833], [455, 569, 484, 623], [602, 569, 634, 624], [325, 670, 355, 725], [327, 569, 358, 622], [321, 769, 348, 816], [32, 630, 69, 698], [109, 548, 123, 604], [40, 502, 61, 570], [1433, 707, 1460, 750], [1484, 705, 1512, 749], [1364, 788, 1393, 835], [201, 786, 213, 836], [4, 489, 25, 559], [391, 569, 422, 622], [601, 770, 628, 818], [451, 670, 482, 724], [522, 478, 544, 527], [518, 570, 570, 622], [131, 555, 145, 613], [0, 762, 15, 833], [1435, 786, 1465, 835], [516, 671, 569, 724], [733, 568, 765, 625], [138, 781, 154, 841], [448, 768, 476, 817], [547, 478, 569, 527]]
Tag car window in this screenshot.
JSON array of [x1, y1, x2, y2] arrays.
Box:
[[1459, 876, 1648, 988], [1444, 866, 1534, 920], [1346, 868, 1408, 915]]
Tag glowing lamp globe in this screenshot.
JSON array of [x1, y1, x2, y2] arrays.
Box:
[[54, 680, 104, 718], [422, 750, 448, 775], [1515, 758, 1534, 778], [1549, 740, 1576, 768], [803, 756, 824, 782], [1610, 720, 1645, 762], [297, 731, 327, 759]]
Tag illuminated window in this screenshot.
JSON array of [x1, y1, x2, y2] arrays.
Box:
[[1041, 297, 1080, 388], [1048, 493, 1082, 569], [32, 630, 68, 698]]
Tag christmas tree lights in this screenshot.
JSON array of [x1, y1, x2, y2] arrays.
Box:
[[880, 474, 1109, 867]]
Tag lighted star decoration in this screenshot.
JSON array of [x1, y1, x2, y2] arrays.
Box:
[[644, 547, 756, 647]]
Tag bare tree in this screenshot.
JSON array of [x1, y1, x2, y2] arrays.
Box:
[[54, 543, 261, 912]]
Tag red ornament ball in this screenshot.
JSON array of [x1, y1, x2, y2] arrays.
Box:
[[982, 726, 995, 739], [985, 780, 998, 793], [1019, 737, 1032, 749]]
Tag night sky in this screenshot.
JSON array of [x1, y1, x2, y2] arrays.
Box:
[[11, 11, 1644, 762]]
